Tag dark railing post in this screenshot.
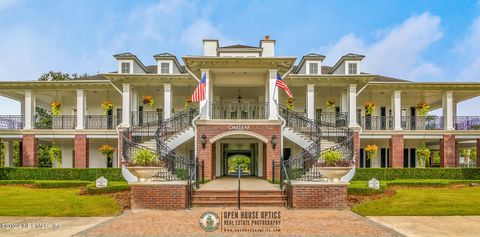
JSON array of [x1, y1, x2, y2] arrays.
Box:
[[272, 159, 275, 184], [195, 157, 199, 189], [237, 165, 241, 210], [201, 160, 205, 184], [280, 157, 284, 190]]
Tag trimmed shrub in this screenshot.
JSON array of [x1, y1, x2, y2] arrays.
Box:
[[352, 168, 480, 181], [86, 182, 130, 194], [348, 181, 387, 195], [0, 168, 124, 181], [0, 180, 35, 185], [33, 180, 91, 188]]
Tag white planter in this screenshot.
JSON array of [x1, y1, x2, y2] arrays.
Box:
[[317, 167, 353, 182], [127, 167, 162, 182]]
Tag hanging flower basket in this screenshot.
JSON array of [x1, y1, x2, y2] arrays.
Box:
[[326, 99, 336, 108], [365, 144, 378, 161], [184, 96, 192, 110], [99, 144, 115, 158], [416, 102, 430, 116], [49, 101, 61, 115], [101, 100, 113, 114], [142, 95, 154, 106], [364, 101, 376, 116], [286, 97, 295, 110]]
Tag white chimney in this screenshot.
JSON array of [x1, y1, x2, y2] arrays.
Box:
[[203, 39, 219, 56], [260, 35, 275, 57]]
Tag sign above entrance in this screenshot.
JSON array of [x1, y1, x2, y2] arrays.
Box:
[[228, 125, 250, 131]]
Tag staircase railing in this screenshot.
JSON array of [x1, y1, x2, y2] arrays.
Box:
[[154, 107, 199, 180], [279, 106, 355, 183]]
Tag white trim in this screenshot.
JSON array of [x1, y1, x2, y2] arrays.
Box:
[[157, 60, 173, 75], [209, 130, 269, 143]]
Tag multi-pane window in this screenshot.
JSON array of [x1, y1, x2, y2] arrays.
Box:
[[348, 63, 357, 74], [309, 62, 318, 75], [121, 62, 130, 74], [160, 62, 170, 74]]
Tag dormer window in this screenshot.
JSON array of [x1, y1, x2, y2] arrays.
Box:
[[309, 62, 319, 75], [121, 62, 131, 74], [348, 63, 358, 74], [160, 62, 170, 74]]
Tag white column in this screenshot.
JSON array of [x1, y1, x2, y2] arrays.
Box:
[[75, 89, 85, 129], [23, 90, 35, 129], [164, 84, 172, 118], [268, 69, 279, 120], [131, 89, 138, 112], [392, 90, 402, 130], [122, 83, 132, 127], [443, 91, 454, 130], [306, 84, 315, 120], [3, 142, 13, 167], [199, 69, 210, 119], [347, 84, 357, 127], [341, 89, 348, 113]]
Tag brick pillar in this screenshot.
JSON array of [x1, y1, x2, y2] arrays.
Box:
[[22, 134, 38, 167], [117, 132, 123, 167], [262, 143, 267, 178], [197, 136, 213, 181], [455, 142, 460, 167], [353, 131, 360, 168], [74, 134, 89, 168], [440, 134, 456, 167], [389, 134, 404, 168], [265, 136, 281, 181], [211, 142, 216, 180], [477, 139, 480, 168]]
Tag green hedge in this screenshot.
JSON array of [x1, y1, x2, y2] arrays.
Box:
[[0, 168, 124, 181], [352, 168, 480, 181], [0, 180, 92, 188], [348, 181, 387, 195], [86, 182, 130, 194]]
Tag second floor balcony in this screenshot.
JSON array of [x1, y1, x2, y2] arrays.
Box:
[[210, 102, 268, 120]]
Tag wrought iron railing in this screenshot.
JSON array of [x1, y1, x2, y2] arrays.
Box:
[[359, 116, 393, 130], [402, 116, 444, 130], [279, 106, 355, 183], [131, 111, 163, 127], [454, 116, 480, 130], [210, 102, 268, 119], [0, 115, 24, 130], [315, 112, 349, 127], [84, 115, 118, 129]]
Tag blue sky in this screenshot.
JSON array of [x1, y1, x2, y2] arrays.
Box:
[[0, 0, 479, 114]]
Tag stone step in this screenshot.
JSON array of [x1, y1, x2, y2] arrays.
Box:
[[192, 200, 285, 207], [192, 190, 286, 207]]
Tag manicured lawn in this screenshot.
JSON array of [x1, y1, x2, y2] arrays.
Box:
[[352, 186, 480, 216], [0, 186, 121, 216]]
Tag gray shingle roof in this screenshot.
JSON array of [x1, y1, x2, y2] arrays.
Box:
[[219, 44, 259, 49]]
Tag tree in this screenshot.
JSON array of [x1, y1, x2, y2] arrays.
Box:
[[37, 71, 88, 81]]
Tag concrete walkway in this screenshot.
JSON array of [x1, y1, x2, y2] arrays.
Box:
[[74, 208, 402, 237], [368, 216, 480, 237], [0, 217, 112, 237], [199, 176, 280, 191]]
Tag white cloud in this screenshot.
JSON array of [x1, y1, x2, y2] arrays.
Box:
[[454, 17, 480, 81], [0, 0, 18, 11], [323, 12, 443, 81]]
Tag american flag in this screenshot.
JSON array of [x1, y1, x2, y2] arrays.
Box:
[[191, 73, 207, 102], [275, 73, 293, 98]]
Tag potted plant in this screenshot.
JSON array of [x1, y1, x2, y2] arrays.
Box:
[[101, 100, 113, 114], [184, 96, 192, 110], [99, 144, 115, 168], [365, 144, 378, 162], [326, 99, 336, 108], [416, 102, 430, 116], [286, 97, 295, 110], [316, 150, 353, 182], [143, 95, 154, 106], [50, 101, 61, 115], [364, 101, 375, 116], [416, 143, 431, 168], [126, 148, 165, 182]]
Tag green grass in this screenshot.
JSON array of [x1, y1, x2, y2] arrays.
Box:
[[0, 186, 121, 216], [352, 186, 480, 216], [348, 179, 480, 195]]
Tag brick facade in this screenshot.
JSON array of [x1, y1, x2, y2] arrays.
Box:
[[353, 131, 360, 168], [22, 134, 38, 167], [196, 123, 281, 180], [74, 134, 89, 168], [389, 134, 404, 168], [440, 134, 456, 167], [287, 182, 347, 209], [130, 182, 188, 209]]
